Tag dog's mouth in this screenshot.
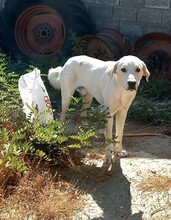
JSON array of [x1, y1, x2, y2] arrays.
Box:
[[128, 86, 136, 91], [127, 81, 136, 91]]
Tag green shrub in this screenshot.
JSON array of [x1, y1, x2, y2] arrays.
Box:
[[128, 80, 171, 124], [0, 54, 99, 175]]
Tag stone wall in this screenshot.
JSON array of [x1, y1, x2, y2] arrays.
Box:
[[81, 0, 171, 43]]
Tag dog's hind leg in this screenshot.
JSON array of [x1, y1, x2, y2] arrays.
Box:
[[79, 89, 93, 117], [60, 87, 75, 122]]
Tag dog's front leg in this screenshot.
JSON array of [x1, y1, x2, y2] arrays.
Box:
[[104, 116, 116, 164], [115, 109, 129, 157]]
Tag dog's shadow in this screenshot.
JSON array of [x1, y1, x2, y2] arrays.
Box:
[[56, 160, 143, 220]]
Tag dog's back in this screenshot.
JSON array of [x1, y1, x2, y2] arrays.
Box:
[[48, 56, 115, 104]]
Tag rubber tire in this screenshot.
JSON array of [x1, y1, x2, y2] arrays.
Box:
[[0, 0, 94, 60]]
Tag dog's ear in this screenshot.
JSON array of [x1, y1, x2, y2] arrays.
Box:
[[142, 62, 150, 82], [107, 62, 118, 78]]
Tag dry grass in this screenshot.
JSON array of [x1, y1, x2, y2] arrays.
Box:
[[0, 106, 88, 220], [0, 168, 85, 220], [0, 108, 86, 219], [138, 174, 171, 193]]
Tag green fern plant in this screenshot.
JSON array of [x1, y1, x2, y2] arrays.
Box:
[[0, 53, 99, 174]]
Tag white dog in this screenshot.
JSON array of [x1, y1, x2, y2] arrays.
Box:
[[48, 55, 150, 164]]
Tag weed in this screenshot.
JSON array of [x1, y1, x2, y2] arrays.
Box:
[[128, 79, 171, 129], [0, 53, 91, 219], [0, 53, 100, 166], [0, 170, 84, 220]]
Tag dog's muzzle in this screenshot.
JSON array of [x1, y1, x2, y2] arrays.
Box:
[[127, 81, 136, 90]]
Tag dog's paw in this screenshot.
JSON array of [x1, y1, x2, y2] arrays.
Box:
[[103, 154, 117, 166], [117, 149, 129, 158]]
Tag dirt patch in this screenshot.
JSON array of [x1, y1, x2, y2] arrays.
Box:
[[138, 175, 171, 193]]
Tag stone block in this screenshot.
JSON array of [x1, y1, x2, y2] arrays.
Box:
[[163, 10, 171, 24], [143, 24, 169, 34], [137, 8, 162, 24], [120, 21, 143, 37], [96, 20, 120, 31], [113, 7, 137, 21], [96, 0, 119, 5], [120, 0, 144, 8], [88, 4, 113, 19], [81, 0, 96, 3], [145, 0, 170, 9]]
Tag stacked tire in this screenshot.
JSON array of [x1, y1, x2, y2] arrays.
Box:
[[134, 33, 171, 79], [74, 29, 131, 61], [0, 0, 94, 61]]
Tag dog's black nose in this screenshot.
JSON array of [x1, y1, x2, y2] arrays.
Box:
[[128, 81, 136, 90]]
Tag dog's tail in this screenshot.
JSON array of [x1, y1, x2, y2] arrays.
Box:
[[48, 66, 62, 90]]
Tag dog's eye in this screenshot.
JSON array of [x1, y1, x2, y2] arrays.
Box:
[[121, 68, 127, 72], [136, 68, 141, 72]]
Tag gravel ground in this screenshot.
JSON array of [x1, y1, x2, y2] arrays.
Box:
[[69, 134, 171, 220]]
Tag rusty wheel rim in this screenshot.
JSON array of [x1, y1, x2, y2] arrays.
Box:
[[134, 32, 171, 53], [74, 35, 116, 61], [15, 5, 65, 58], [97, 29, 131, 55], [134, 33, 171, 79]]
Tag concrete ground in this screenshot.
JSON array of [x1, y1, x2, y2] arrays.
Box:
[[60, 122, 171, 220]]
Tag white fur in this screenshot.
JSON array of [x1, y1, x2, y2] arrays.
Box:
[[48, 66, 62, 90], [48, 55, 150, 164]]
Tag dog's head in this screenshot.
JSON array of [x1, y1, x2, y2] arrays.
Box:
[[108, 55, 150, 91]]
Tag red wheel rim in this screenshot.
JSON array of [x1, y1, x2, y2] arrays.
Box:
[[15, 5, 65, 58], [134, 33, 171, 79], [97, 29, 131, 55]]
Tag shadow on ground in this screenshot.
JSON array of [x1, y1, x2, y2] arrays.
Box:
[[56, 159, 143, 220], [54, 132, 171, 220]]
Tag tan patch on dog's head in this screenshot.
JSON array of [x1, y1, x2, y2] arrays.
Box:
[[107, 61, 118, 78], [142, 62, 150, 82]]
